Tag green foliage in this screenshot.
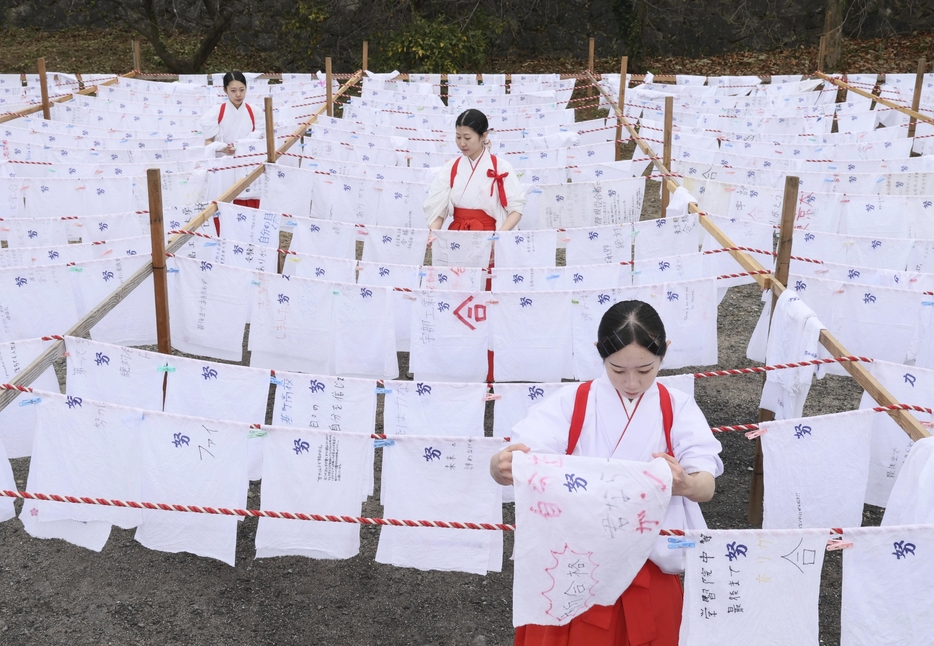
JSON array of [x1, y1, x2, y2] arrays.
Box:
[[281, 0, 331, 68], [374, 13, 489, 74]]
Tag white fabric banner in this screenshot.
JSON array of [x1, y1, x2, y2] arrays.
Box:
[[376, 436, 504, 575], [680, 528, 828, 646], [762, 410, 874, 529], [512, 452, 672, 627]]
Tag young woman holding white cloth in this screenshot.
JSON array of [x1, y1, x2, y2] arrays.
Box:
[[490, 299, 723, 646]]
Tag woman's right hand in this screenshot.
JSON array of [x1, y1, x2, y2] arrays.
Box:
[[489, 443, 531, 486], [224, 143, 237, 155]]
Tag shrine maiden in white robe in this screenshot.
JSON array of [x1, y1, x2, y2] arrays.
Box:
[[511, 374, 723, 574], [200, 99, 263, 157], [422, 149, 527, 229]]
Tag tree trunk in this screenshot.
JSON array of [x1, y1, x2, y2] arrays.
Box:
[[822, 0, 846, 72]]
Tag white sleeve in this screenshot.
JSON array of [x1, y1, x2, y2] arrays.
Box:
[[422, 159, 456, 226], [668, 387, 724, 477], [237, 103, 264, 141], [200, 104, 222, 142], [499, 158, 527, 215], [510, 384, 578, 454]]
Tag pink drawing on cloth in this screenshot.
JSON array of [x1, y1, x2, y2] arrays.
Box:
[[542, 544, 600, 622]]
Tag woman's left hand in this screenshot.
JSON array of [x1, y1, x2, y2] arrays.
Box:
[[652, 452, 716, 503], [652, 452, 691, 496]]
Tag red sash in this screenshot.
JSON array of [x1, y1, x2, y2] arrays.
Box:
[[567, 382, 674, 457], [450, 153, 509, 208], [218, 102, 255, 131]]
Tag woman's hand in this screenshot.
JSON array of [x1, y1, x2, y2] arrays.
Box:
[[489, 443, 531, 486], [224, 143, 236, 155], [652, 452, 715, 503]]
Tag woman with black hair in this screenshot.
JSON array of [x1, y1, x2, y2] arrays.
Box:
[[423, 108, 526, 232], [200, 71, 264, 231], [200, 71, 262, 158], [490, 300, 723, 646]]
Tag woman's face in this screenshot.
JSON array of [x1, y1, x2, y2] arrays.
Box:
[[456, 125, 486, 160], [225, 81, 247, 107], [603, 342, 662, 400]]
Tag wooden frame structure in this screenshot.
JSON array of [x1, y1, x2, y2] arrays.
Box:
[[0, 67, 365, 415], [586, 66, 931, 523]]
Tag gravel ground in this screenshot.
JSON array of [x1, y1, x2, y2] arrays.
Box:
[[0, 178, 872, 645]]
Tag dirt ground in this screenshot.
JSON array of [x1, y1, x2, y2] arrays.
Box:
[[0, 168, 874, 644]]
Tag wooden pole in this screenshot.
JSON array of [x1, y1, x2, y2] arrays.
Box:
[[37, 57, 50, 120], [0, 72, 131, 124], [362, 41, 369, 72], [821, 0, 845, 72], [0, 68, 366, 416], [818, 72, 934, 129], [817, 36, 826, 73], [908, 58, 928, 139], [147, 169, 171, 355], [264, 96, 276, 164], [661, 95, 673, 216], [584, 69, 931, 445], [747, 175, 799, 526], [133, 39, 142, 72], [615, 56, 628, 162], [325, 57, 333, 117], [588, 37, 595, 74]]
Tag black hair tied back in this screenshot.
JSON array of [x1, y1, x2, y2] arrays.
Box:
[[596, 300, 667, 360], [455, 109, 489, 137], [223, 71, 247, 89]]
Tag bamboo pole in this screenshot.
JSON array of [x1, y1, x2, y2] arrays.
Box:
[[748, 175, 799, 525], [585, 69, 931, 444], [362, 41, 369, 72], [615, 56, 628, 162], [661, 96, 673, 216], [818, 72, 934, 128], [0, 68, 366, 415], [0, 71, 135, 124], [147, 169, 171, 355], [817, 36, 827, 73], [907, 58, 928, 139], [133, 39, 142, 72], [37, 57, 50, 120], [326, 57, 333, 117], [265, 96, 276, 164]]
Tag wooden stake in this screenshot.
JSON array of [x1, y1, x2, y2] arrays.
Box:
[[264, 96, 276, 164], [908, 58, 927, 139], [133, 39, 142, 72], [147, 169, 171, 355], [362, 41, 369, 72], [748, 175, 799, 526], [37, 57, 50, 120], [615, 57, 628, 162], [817, 36, 826, 73], [588, 37, 595, 74], [661, 96, 673, 216], [326, 57, 333, 117]]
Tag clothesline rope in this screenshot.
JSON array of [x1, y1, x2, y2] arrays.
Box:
[[0, 489, 857, 539]]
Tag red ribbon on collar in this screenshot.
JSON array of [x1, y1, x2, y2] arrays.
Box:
[[487, 168, 509, 209]]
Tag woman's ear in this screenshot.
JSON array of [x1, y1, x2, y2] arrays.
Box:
[[666, 340, 672, 349]]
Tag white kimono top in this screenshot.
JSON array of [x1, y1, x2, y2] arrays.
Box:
[[511, 373, 723, 574], [200, 100, 263, 156], [422, 148, 527, 228]]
